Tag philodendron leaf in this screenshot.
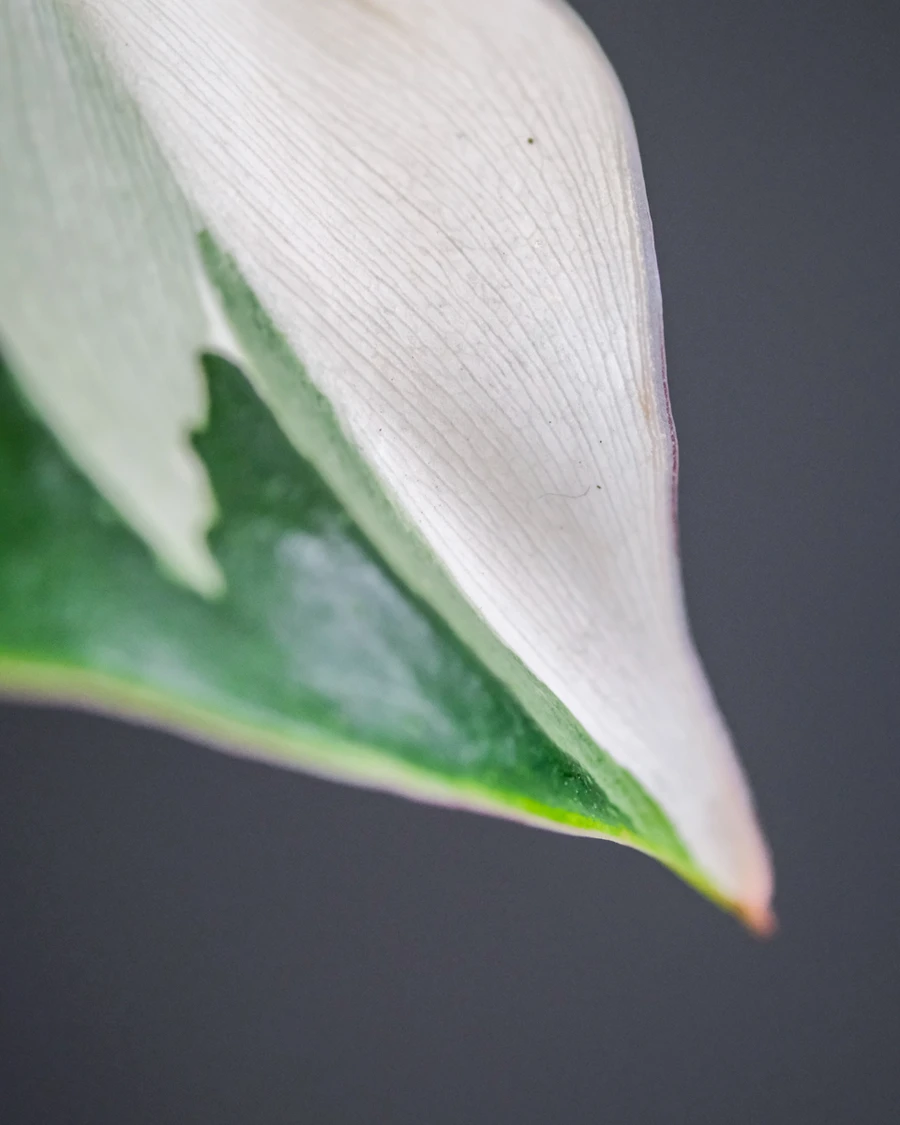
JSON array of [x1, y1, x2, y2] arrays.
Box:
[[0, 0, 774, 929]]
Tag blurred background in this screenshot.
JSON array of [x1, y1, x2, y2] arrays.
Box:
[[2, 0, 899, 1121]]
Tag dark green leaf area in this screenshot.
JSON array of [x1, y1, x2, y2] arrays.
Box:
[[0, 351, 640, 833]]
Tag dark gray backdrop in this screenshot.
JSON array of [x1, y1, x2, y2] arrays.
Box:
[[2, 1, 898, 1122]]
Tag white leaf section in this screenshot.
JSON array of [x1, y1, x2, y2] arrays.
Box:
[[71, 0, 772, 919], [0, 0, 223, 595]]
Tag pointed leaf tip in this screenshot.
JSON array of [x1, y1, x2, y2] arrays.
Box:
[[738, 901, 779, 940]]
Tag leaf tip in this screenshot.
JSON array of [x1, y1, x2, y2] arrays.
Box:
[[735, 899, 778, 940]]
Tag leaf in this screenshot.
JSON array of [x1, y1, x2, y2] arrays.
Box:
[[0, 0, 773, 927]]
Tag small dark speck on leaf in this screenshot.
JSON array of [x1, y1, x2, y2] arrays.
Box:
[[527, 137, 535, 145]]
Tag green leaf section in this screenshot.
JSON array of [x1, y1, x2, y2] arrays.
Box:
[[0, 345, 715, 899]]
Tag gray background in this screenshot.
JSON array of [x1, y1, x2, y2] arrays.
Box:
[[2, 0, 898, 1121]]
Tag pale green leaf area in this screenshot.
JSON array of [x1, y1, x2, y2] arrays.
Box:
[[0, 0, 222, 593]]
